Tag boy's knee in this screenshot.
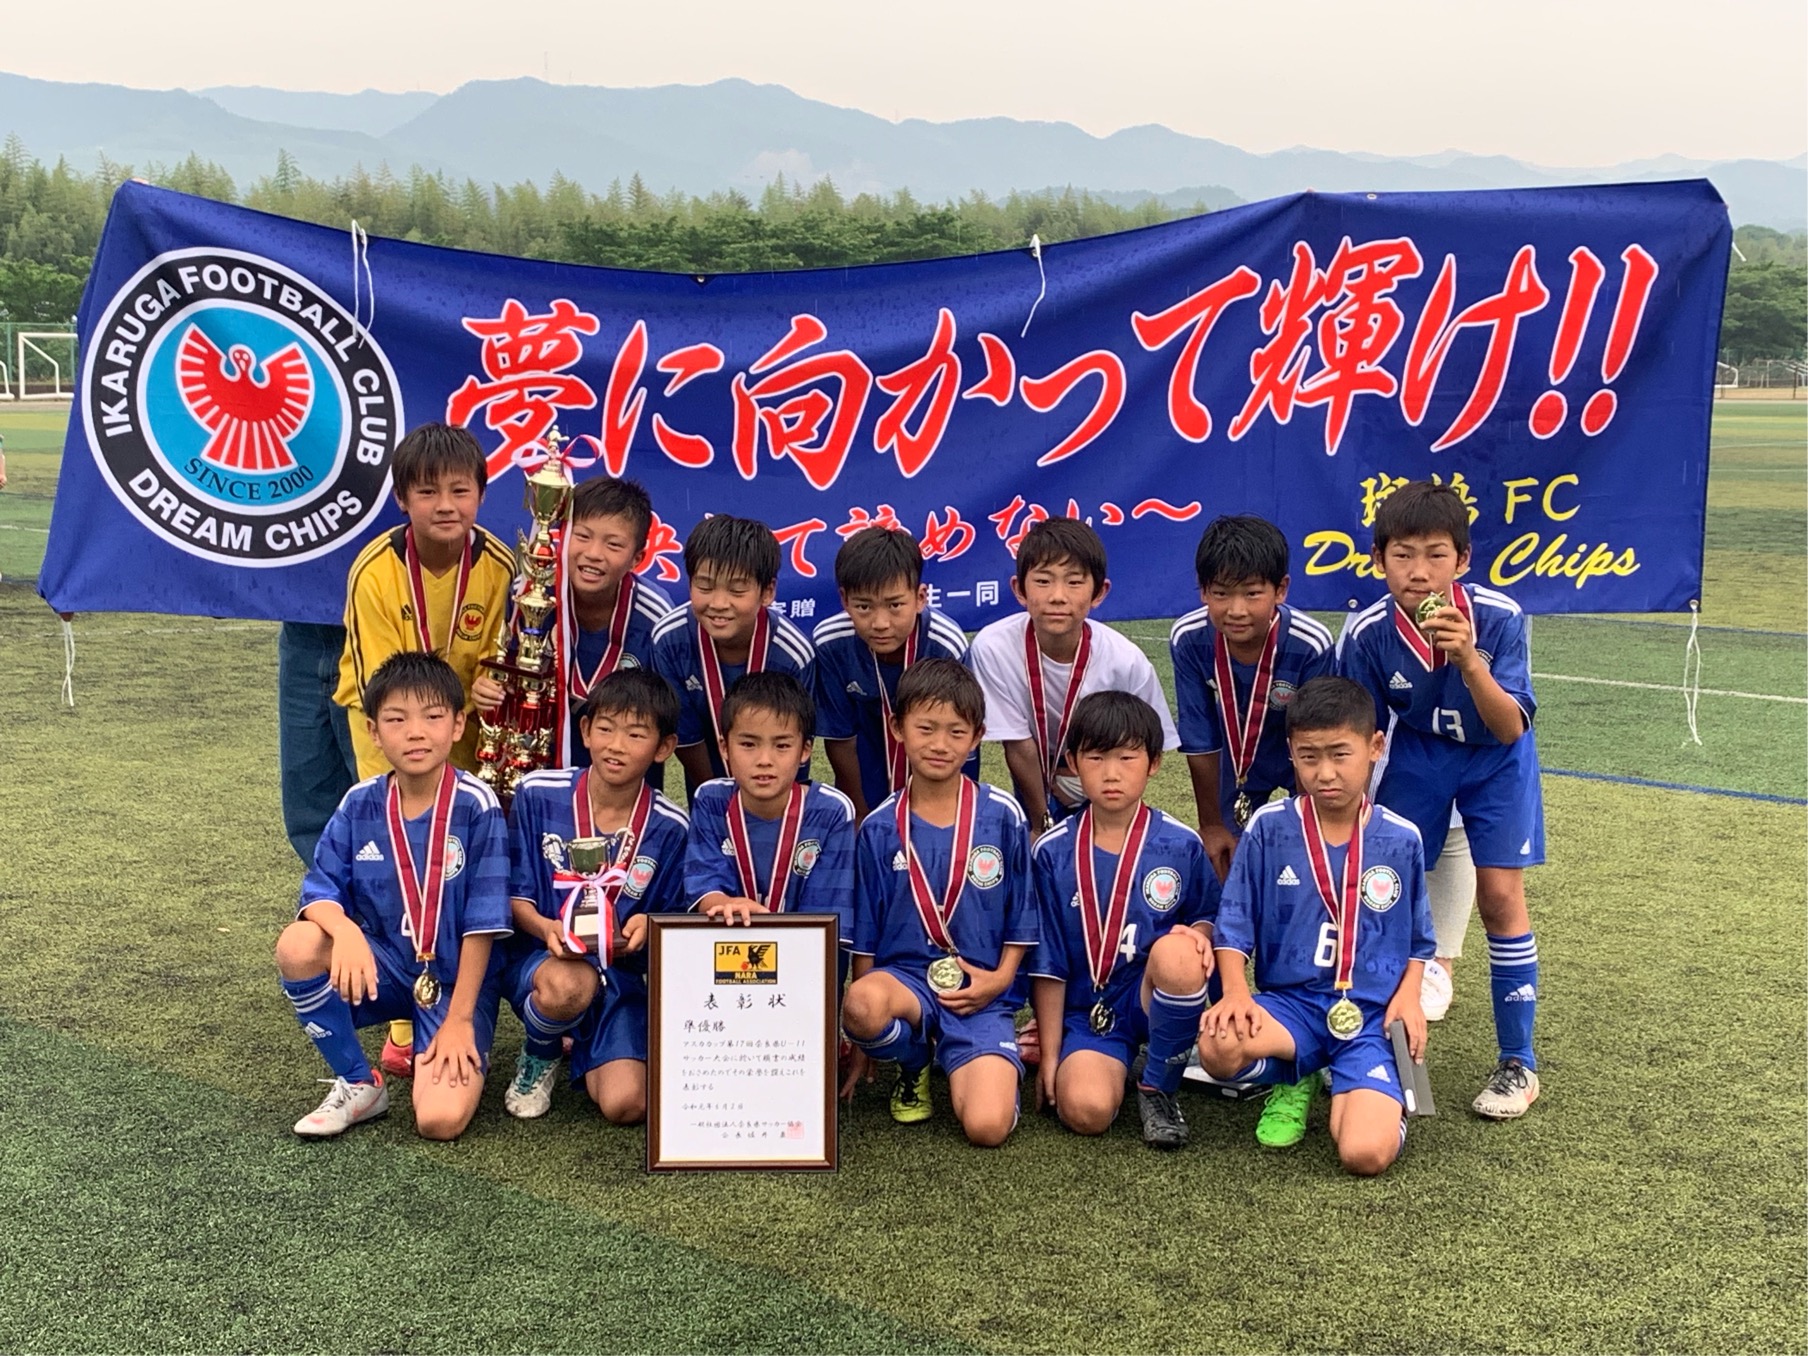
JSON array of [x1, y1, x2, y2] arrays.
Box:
[[415, 1107, 475, 1142], [841, 981, 885, 1037], [1057, 1087, 1119, 1137], [599, 1088, 647, 1125], [535, 963, 596, 1019], [1336, 1122, 1402, 1177], [1197, 1034, 1246, 1080], [960, 1105, 1016, 1148], [274, 920, 330, 978], [1145, 933, 1207, 992]]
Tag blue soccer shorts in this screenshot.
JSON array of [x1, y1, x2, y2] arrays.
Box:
[[879, 965, 1024, 1076], [1379, 724, 1546, 870]]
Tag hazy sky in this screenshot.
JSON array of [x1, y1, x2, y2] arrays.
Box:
[[10, 0, 1804, 164]]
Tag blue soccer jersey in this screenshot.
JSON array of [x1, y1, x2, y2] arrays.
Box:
[[564, 575, 675, 769], [1336, 584, 1536, 747], [684, 778, 856, 943], [650, 604, 816, 778], [1215, 798, 1435, 1006], [1170, 603, 1336, 820], [300, 770, 513, 991], [1029, 809, 1218, 1015], [853, 783, 1038, 972], [812, 606, 973, 808]]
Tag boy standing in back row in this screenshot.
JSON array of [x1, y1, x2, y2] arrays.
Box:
[[1337, 481, 1545, 1119]]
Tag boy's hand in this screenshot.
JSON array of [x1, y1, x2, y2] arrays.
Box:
[[704, 896, 768, 926], [1166, 923, 1217, 980], [419, 1015, 482, 1087], [471, 674, 506, 712], [936, 958, 1008, 1015], [1202, 994, 1264, 1042], [1423, 605, 1478, 669], [838, 1047, 872, 1102], [620, 913, 649, 954], [327, 927, 380, 1005], [539, 916, 584, 960], [1035, 1057, 1059, 1113], [1199, 823, 1236, 881], [1386, 990, 1428, 1062]]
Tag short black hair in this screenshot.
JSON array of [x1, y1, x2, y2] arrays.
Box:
[[576, 668, 679, 741], [1015, 517, 1107, 597], [1372, 482, 1471, 555], [892, 657, 985, 729], [569, 476, 654, 554], [835, 526, 923, 595], [1285, 676, 1377, 740], [1064, 690, 1165, 760], [684, 515, 781, 589], [719, 670, 814, 742], [1195, 514, 1288, 590], [361, 651, 465, 719], [393, 422, 487, 497]]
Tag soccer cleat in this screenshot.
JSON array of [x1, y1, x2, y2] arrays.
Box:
[[1421, 958, 1454, 1022], [1136, 1086, 1189, 1150], [293, 1073, 388, 1138], [1472, 1059, 1540, 1119], [503, 1052, 561, 1120], [890, 1066, 932, 1124], [1254, 1077, 1314, 1149], [379, 1036, 414, 1079]]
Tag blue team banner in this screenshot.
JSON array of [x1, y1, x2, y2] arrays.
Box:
[[41, 179, 1729, 626]]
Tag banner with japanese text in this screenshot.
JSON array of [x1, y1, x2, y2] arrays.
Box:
[[40, 179, 1730, 626]]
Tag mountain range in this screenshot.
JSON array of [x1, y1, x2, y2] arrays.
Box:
[[3, 70, 1802, 229]]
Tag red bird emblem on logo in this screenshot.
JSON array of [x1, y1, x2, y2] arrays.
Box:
[[176, 326, 314, 472]]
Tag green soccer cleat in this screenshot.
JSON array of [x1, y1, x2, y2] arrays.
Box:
[[1254, 1076, 1314, 1149], [890, 1066, 932, 1124]]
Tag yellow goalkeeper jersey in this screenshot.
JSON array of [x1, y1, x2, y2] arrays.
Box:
[[334, 525, 517, 778]]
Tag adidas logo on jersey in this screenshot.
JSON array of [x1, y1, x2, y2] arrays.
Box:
[[1366, 1063, 1392, 1084], [1520, 839, 1532, 856], [685, 676, 704, 692], [1389, 671, 1413, 691], [355, 840, 384, 862], [1504, 983, 1537, 1002], [892, 849, 908, 871], [302, 1022, 331, 1039], [1276, 865, 1301, 886], [846, 682, 868, 696]]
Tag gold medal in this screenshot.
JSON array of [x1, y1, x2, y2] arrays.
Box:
[[927, 954, 965, 993], [413, 969, 442, 1008], [1326, 996, 1362, 1041], [1414, 592, 1449, 628], [1233, 790, 1253, 829], [1089, 1000, 1116, 1036]]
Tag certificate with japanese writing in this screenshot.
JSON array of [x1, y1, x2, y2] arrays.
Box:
[[646, 914, 839, 1171]]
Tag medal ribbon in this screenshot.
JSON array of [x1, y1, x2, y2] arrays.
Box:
[[1212, 614, 1281, 794], [725, 782, 807, 911], [386, 764, 458, 965], [874, 619, 921, 796], [403, 526, 473, 657], [699, 607, 772, 759], [897, 776, 978, 953], [1298, 793, 1368, 993], [1393, 580, 1472, 672], [1074, 803, 1152, 995], [568, 576, 638, 700], [551, 772, 654, 969], [1024, 621, 1093, 796]]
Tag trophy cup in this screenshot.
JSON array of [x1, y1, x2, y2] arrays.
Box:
[[563, 835, 622, 946], [475, 428, 576, 806]]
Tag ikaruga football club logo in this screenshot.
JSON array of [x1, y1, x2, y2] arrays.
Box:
[[1360, 864, 1401, 912], [443, 835, 466, 881], [792, 839, 822, 877], [1142, 866, 1182, 912], [625, 855, 657, 898], [1268, 680, 1297, 710], [967, 844, 1005, 889], [82, 247, 403, 566]]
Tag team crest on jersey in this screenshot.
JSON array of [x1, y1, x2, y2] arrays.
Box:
[[443, 835, 466, 880], [541, 833, 568, 870], [792, 839, 822, 877], [1142, 866, 1183, 912], [455, 602, 489, 642], [626, 855, 657, 898], [967, 844, 1004, 889], [1268, 680, 1296, 710], [82, 247, 403, 566], [1360, 865, 1401, 912], [617, 653, 640, 670]]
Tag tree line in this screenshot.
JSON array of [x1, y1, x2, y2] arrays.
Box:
[[0, 135, 1802, 364]]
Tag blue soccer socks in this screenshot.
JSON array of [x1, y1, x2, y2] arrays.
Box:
[[521, 994, 581, 1060], [283, 975, 374, 1084], [1487, 931, 1539, 1069], [854, 1016, 929, 1075], [1143, 983, 1209, 1095]]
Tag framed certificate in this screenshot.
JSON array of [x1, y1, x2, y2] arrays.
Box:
[[646, 914, 840, 1172]]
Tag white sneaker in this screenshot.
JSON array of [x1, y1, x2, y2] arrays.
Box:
[[503, 1052, 561, 1120], [1472, 1059, 1540, 1119], [293, 1074, 388, 1138], [1421, 959, 1454, 1022]]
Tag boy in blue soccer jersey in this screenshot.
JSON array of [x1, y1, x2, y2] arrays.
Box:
[[1337, 481, 1544, 1120], [1028, 692, 1218, 1150], [500, 669, 689, 1125], [843, 659, 1037, 1147], [814, 526, 974, 820], [1197, 677, 1433, 1177], [275, 652, 512, 1141], [651, 516, 816, 798], [685, 672, 856, 943]]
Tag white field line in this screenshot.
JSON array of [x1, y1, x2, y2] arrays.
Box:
[[1532, 671, 1807, 704]]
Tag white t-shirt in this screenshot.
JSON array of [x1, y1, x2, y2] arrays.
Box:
[[969, 613, 1181, 805]]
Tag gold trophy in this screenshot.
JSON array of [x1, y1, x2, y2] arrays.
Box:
[[475, 427, 575, 806], [562, 834, 631, 961]]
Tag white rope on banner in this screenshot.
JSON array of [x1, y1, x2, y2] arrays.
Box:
[[349, 220, 375, 346], [60, 616, 76, 708], [1020, 233, 1046, 338], [1681, 599, 1703, 745]]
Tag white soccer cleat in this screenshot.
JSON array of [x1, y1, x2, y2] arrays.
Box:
[[503, 1052, 562, 1120], [293, 1074, 388, 1138], [1472, 1059, 1540, 1119], [1420, 959, 1454, 1022]]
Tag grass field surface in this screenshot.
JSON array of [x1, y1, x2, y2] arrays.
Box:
[[0, 402, 1802, 1353]]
